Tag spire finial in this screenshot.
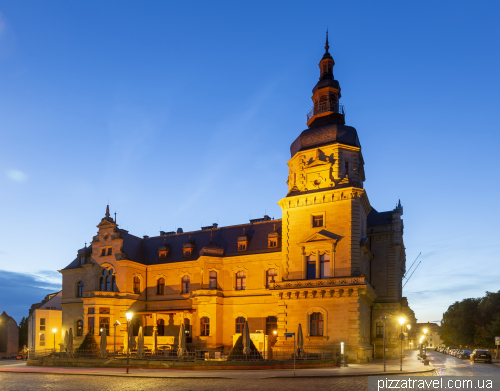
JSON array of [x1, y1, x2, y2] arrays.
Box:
[[105, 205, 110, 218], [325, 29, 329, 53], [114, 211, 116, 223]]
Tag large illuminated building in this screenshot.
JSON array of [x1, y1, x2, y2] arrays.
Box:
[[59, 35, 415, 362]]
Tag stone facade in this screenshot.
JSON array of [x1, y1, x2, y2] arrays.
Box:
[[58, 37, 414, 363]]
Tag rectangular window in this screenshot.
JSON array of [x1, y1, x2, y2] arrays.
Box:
[[266, 316, 278, 335], [310, 313, 324, 336], [320, 254, 330, 278], [209, 271, 217, 289], [88, 308, 95, 315], [99, 317, 110, 334], [312, 215, 323, 228], [306, 256, 316, 279], [40, 318, 46, 331], [200, 317, 210, 336], [80, 256, 85, 265], [101, 248, 106, 256], [107, 247, 112, 256], [268, 240, 277, 248], [39, 333, 45, 346], [99, 307, 110, 314], [266, 269, 277, 288], [88, 316, 95, 334], [238, 243, 246, 251], [236, 271, 246, 291], [376, 323, 383, 338]]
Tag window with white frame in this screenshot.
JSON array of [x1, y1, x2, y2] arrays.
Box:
[[236, 271, 246, 291]]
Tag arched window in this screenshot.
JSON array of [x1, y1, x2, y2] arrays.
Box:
[[157, 319, 165, 336], [235, 316, 245, 333], [200, 317, 210, 336], [266, 269, 277, 288], [133, 276, 140, 294], [266, 316, 277, 335], [236, 271, 246, 291], [310, 312, 324, 336], [100, 277, 104, 291], [106, 275, 111, 291], [76, 319, 84, 336], [157, 278, 165, 295], [111, 275, 116, 292], [77, 281, 84, 297], [209, 271, 217, 289], [182, 276, 190, 293]]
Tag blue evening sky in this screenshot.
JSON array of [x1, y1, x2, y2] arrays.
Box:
[[0, 1, 499, 323]]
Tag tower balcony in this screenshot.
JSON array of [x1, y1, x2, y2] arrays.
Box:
[[307, 102, 345, 123]]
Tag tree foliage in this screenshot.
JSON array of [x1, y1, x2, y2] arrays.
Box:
[[76, 331, 99, 353], [18, 317, 28, 350], [441, 291, 500, 348]]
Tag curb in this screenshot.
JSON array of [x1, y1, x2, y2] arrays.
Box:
[[0, 367, 435, 380]]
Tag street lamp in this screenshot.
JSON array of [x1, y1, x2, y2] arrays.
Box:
[[52, 328, 57, 352], [398, 317, 406, 371], [126, 312, 133, 374], [380, 315, 387, 372], [113, 320, 121, 359]]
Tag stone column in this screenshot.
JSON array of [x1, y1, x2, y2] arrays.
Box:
[[316, 250, 321, 279], [301, 247, 307, 279]]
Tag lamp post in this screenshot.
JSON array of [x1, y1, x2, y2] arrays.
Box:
[[113, 320, 121, 359], [406, 325, 411, 350], [52, 328, 57, 352], [379, 315, 387, 372], [398, 317, 406, 371], [126, 312, 133, 374], [423, 327, 428, 357]]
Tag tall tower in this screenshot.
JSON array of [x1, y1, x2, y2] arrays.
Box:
[[279, 32, 370, 281]]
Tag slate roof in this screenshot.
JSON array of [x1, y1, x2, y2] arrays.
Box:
[[367, 208, 393, 227], [63, 220, 282, 270], [290, 122, 361, 158]]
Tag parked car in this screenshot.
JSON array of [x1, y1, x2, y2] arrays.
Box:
[[471, 349, 492, 363], [458, 350, 472, 359], [15, 354, 23, 360]]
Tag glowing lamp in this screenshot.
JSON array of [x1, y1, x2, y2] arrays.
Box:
[[398, 317, 405, 326], [126, 312, 133, 321]]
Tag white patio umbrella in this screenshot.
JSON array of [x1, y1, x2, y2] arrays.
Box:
[[67, 328, 74, 358], [152, 328, 157, 355], [243, 320, 251, 355], [100, 328, 108, 357], [137, 326, 144, 358], [297, 323, 304, 357], [177, 323, 187, 356]]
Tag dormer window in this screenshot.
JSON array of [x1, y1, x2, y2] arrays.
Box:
[[183, 239, 195, 258], [268, 230, 279, 248], [239, 243, 247, 251], [237, 229, 249, 252], [268, 239, 277, 248], [158, 242, 170, 260], [183, 249, 191, 257], [80, 256, 85, 265]]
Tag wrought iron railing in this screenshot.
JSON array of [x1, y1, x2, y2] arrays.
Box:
[[307, 102, 345, 121]]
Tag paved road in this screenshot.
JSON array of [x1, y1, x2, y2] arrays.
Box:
[[427, 349, 500, 377]]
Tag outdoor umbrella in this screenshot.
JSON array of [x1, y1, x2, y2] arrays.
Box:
[[67, 328, 74, 358], [64, 330, 69, 353], [137, 326, 144, 358], [152, 328, 157, 355], [100, 328, 108, 357], [128, 321, 136, 352], [296, 323, 304, 357], [243, 320, 251, 355], [177, 323, 187, 356]]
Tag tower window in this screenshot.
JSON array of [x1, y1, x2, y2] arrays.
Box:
[[236, 271, 246, 290], [312, 215, 323, 228], [209, 271, 217, 289], [182, 275, 190, 293]]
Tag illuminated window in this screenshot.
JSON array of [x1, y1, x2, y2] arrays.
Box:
[[266, 269, 277, 288], [236, 271, 246, 291], [320, 254, 330, 278], [209, 271, 217, 289], [157, 278, 165, 295], [310, 313, 324, 336], [312, 215, 323, 228], [200, 317, 210, 336], [99, 307, 110, 314], [266, 316, 277, 335], [77, 320, 83, 337], [182, 276, 190, 293], [235, 316, 245, 333], [133, 276, 140, 294], [99, 317, 110, 335]]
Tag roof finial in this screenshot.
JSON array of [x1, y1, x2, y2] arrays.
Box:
[[325, 29, 329, 54], [114, 211, 117, 224], [105, 204, 110, 218]]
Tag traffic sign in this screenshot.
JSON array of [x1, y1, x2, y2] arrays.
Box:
[[284, 333, 295, 338], [495, 336, 500, 345]]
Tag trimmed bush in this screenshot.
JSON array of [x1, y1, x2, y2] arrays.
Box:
[[227, 335, 263, 361]]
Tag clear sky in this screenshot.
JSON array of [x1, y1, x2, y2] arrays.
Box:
[[1, 1, 499, 323]]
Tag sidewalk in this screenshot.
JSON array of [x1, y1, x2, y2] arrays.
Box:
[[0, 350, 433, 379]]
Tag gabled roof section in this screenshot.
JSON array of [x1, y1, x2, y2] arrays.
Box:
[[298, 229, 342, 245]]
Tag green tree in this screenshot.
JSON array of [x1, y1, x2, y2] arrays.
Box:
[[76, 331, 99, 355]]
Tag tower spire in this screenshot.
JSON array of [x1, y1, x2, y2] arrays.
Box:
[[105, 204, 110, 218], [325, 29, 329, 54]]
